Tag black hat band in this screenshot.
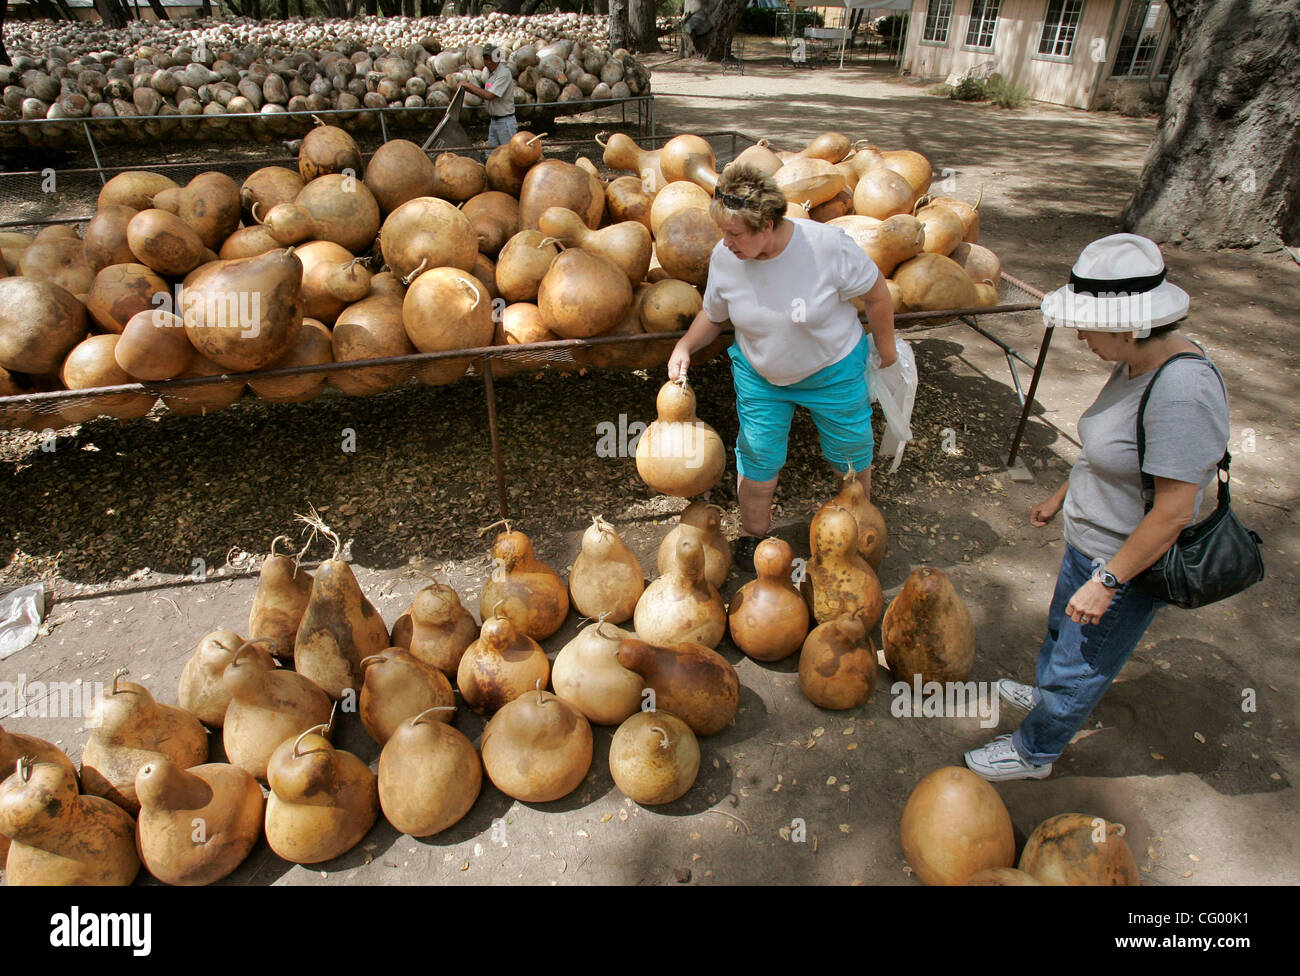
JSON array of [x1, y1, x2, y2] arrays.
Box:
[[1069, 268, 1166, 297]]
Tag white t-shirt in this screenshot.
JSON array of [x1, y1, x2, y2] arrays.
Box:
[[702, 220, 879, 386], [484, 63, 515, 117]]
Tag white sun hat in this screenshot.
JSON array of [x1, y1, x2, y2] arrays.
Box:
[[1040, 233, 1189, 338]]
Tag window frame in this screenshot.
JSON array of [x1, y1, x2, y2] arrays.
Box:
[[920, 0, 956, 46], [1033, 0, 1086, 64], [961, 0, 1003, 52]]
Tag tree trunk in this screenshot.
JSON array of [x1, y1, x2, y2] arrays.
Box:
[[628, 0, 661, 54], [92, 0, 127, 28], [201, 0, 212, 18], [145, 0, 170, 20], [0, 0, 8, 67], [682, 0, 746, 61], [609, 0, 630, 51], [1122, 0, 1300, 249]]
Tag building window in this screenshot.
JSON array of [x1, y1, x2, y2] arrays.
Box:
[[922, 0, 955, 43], [964, 0, 1001, 49], [1112, 1, 1170, 77], [1038, 0, 1085, 58]]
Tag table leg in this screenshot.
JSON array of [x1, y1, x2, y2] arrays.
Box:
[[1007, 326, 1054, 467]]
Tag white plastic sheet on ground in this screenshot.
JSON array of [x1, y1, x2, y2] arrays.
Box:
[[0, 582, 47, 660], [867, 335, 917, 474]]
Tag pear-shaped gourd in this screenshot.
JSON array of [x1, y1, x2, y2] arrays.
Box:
[[616, 638, 739, 736], [635, 379, 726, 498], [80, 668, 209, 815], [135, 758, 264, 886], [0, 757, 140, 886], [816, 466, 887, 569], [635, 534, 727, 649], [178, 629, 273, 728], [551, 619, 643, 725], [293, 519, 391, 700], [609, 710, 700, 805], [222, 639, 334, 784], [359, 647, 455, 746], [804, 505, 884, 630], [882, 566, 975, 684], [0, 724, 78, 864], [728, 538, 810, 662], [457, 602, 551, 715], [248, 535, 314, 660], [798, 612, 878, 710], [264, 725, 379, 864], [378, 706, 481, 837], [657, 500, 732, 588], [480, 686, 593, 803], [568, 516, 644, 624], [479, 525, 570, 641], [389, 580, 478, 679]]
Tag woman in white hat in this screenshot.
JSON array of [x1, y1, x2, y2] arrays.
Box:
[[965, 234, 1231, 781]]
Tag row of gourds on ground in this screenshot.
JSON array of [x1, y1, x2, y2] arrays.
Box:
[[0, 123, 1000, 431], [0, 450, 1137, 886]]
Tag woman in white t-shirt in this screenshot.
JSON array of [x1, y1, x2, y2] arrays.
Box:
[[668, 165, 896, 571]]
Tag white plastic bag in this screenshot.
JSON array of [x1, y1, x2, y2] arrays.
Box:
[[0, 582, 46, 660], [866, 335, 917, 474]]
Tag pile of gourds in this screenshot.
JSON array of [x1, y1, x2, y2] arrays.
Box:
[[0, 16, 653, 147]]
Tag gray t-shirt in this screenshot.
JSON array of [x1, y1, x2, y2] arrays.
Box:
[[1063, 354, 1230, 563], [484, 63, 515, 117]]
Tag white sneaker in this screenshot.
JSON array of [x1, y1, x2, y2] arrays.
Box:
[[965, 734, 1053, 782], [998, 678, 1038, 713]]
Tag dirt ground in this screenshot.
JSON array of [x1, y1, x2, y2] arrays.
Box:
[[1, 38, 1296, 886]]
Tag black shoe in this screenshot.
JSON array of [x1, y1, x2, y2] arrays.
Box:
[[733, 535, 760, 574]]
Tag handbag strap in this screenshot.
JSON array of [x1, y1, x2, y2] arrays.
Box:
[[1136, 351, 1231, 514]]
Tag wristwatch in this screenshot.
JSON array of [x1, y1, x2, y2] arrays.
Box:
[[1093, 565, 1120, 590]]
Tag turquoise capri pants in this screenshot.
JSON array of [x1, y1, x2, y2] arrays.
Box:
[[727, 330, 873, 482]]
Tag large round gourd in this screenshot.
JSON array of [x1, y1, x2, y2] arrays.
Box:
[[882, 566, 975, 684], [610, 710, 699, 805], [654, 208, 721, 288], [537, 248, 632, 339], [892, 253, 978, 311], [378, 708, 481, 837], [1019, 814, 1140, 886], [519, 158, 604, 231], [379, 196, 478, 282], [0, 277, 87, 375], [480, 689, 593, 803], [181, 248, 304, 372], [900, 766, 1015, 885]]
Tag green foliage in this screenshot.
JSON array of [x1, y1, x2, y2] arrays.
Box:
[[950, 76, 987, 101], [874, 13, 907, 44], [738, 5, 824, 36], [986, 76, 1029, 108]]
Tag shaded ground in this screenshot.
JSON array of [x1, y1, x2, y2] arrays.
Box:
[[0, 38, 1296, 886]]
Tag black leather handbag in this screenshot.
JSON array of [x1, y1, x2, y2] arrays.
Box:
[[1134, 352, 1265, 609]]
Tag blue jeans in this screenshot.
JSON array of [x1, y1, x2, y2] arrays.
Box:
[[1012, 543, 1164, 765], [487, 114, 518, 148]]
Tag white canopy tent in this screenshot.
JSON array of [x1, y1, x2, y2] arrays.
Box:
[[783, 0, 912, 68]]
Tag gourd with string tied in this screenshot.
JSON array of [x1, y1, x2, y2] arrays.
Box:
[[635, 377, 727, 499], [293, 508, 392, 701], [568, 516, 645, 624]]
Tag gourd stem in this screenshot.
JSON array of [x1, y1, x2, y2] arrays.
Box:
[[528, 132, 548, 145], [413, 706, 456, 726], [455, 276, 482, 311], [251, 201, 264, 225], [537, 236, 565, 250], [270, 534, 292, 558], [535, 677, 545, 705], [594, 131, 609, 148], [293, 722, 331, 758], [973, 183, 984, 212], [112, 666, 129, 695], [17, 754, 33, 782], [360, 655, 385, 669], [477, 518, 512, 537], [649, 724, 669, 750], [400, 257, 428, 286], [230, 637, 275, 666]]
